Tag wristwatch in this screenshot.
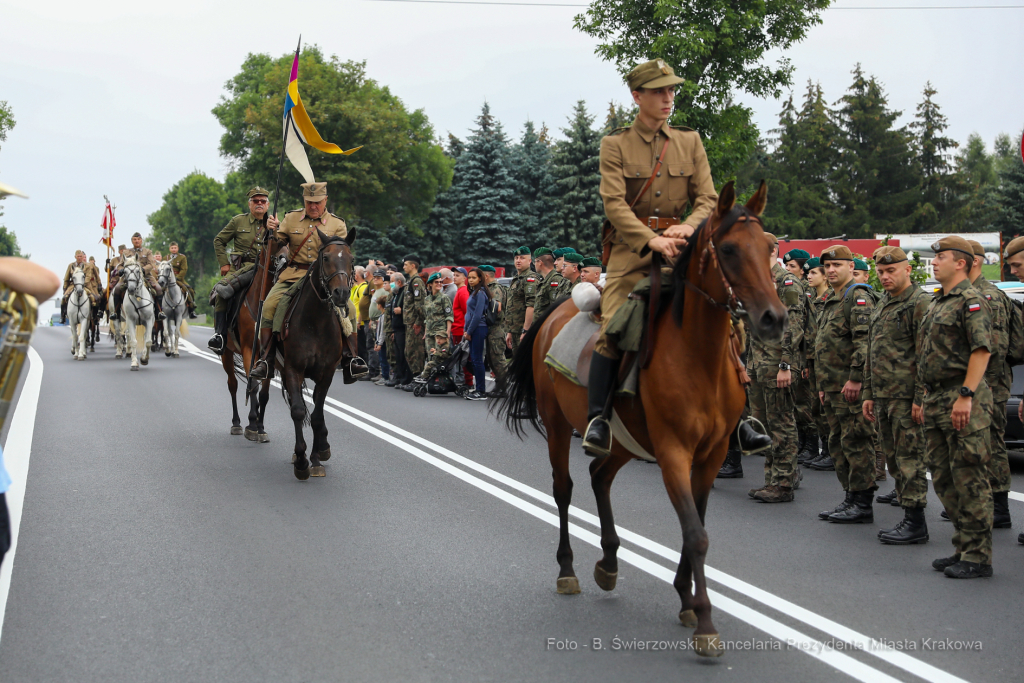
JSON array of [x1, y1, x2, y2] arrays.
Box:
[[778, 362, 791, 371], [959, 386, 975, 398]]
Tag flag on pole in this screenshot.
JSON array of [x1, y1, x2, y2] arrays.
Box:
[[282, 43, 361, 184], [100, 199, 115, 247]]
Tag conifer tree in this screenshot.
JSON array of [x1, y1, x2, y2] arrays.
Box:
[[510, 121, 554, 250], [909, 83, 958, 230], [992, 134, 1024, 244], [547, 101, 604, 255]]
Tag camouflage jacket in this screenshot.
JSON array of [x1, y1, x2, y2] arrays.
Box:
[[424, 291, 454, 337], [404, 274, 427, 328], [556, 277, 579, 300], [813, 280, 874, 392], [487, 281, 508, 332], [971, 275, 1024, 401], [506, 268, 538, 333], [532, 268, 565, 318], [863, 283, 932, 403], [750, 270, 806, 370]]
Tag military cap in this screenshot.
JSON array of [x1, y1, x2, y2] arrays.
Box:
[[533, 247, 553, 258], [931, 236, 974, 261], [563, 252, 583, 265], [627, 59, 685, 92], [967, 239, 985, 257], [820, 245, 854, 262], [117, 244, 126, 251], [513, 246, 531, 256], [853, 258, 869, 271], [873, 246, 907, 265], [403, 254, 422, 265], [763, 232, 778, 249], [247, 186, 270, 199], [804, 257, 821, 271], [580, 256, 603, 269], [552, 248, 566, 258], [132, 231, 142, 239], [75, 249, 85, 256], [782, 248, 810, 263], [426, 272, 440, 284], [300, 181, 328, 202], [478, 264, 496, 273], [373, 269, 387, 279], [562, 247, 577, 254], [1004, 236, 1024, 259]]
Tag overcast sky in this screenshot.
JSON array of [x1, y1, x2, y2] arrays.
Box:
[[1, 0, 1022, 289]]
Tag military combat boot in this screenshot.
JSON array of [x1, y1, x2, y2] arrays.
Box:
[[248, 328, 275, 380], [716, 449, 743, 478], [876, 488, 898, 505], [208, 311, 227, 355], [878, 507, 928, 545], [797, 429, 819, 465], [748, 483, 768, 498], [992, 491, 1012, 529], [819, 491, 853, 520], [753, 485, 794, 503], [828, 489, 874, 524], [943, 561, 992, 579], [1017, 532, 1023, 545], [582, 352, 620, 457], [931, 554, 960, 571]]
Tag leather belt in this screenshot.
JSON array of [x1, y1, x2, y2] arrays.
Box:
[[638, 216, 681, 232], [291, 263, 311, 271]]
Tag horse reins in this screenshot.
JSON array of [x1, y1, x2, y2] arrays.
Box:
[[686, 207, 759, 315]]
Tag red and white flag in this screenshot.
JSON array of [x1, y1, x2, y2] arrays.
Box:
[[100, 200, 116, 247]]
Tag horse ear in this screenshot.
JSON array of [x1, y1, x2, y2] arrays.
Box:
[[316, 227, 329, 247], [717, 181, 736, 216], [345, 227, 356, 246], [745, 180, 768, 216]]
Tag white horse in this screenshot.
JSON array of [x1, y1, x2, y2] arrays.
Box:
[[67, 266, 91, 361], [158, 261, 186, 358], [122, 257, 155, 371]]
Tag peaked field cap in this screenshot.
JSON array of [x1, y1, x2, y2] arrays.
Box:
[[783, 248, 810, 262], [373, 269, 387, 278], [931, 236, 974, 260], [853, 258, 869, 271], [967, 239, 985, 257], [247, 186, 270, 198], [132, 231, 142, 239], [75, 249, 85, 256], [580, 256, 602, 268], [1004, 236, 1024, 259], [627, 59, 685, 91], [117, 244, 126, 251], [873, 246, 907, 265], [821, 245, 854, 262], [513, 246, 531, 256], [301, 182, 327, 201], [533, 247, 553, 258]]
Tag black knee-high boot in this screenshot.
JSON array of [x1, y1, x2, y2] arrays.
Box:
[[582, 352, 621, 457]]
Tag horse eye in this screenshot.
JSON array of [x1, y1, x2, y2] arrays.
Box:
[[720, 243, 737, 257]]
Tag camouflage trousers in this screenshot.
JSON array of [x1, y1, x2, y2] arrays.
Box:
[[924, 388, 993, 565], [987, 399, 1011, 493], [753, 367, 799, 489], [419, 336, 451, 378], [822, 391, 877, 492], [405, 326, 426, 375], [808, 366, 830, 444], [874, 398, 928, 508], [387, 331, 398, 367], [486, 329, 509, 388], [793, 370, 815, 431]]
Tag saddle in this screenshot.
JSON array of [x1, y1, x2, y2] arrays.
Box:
[[273, 276, 308, 340]]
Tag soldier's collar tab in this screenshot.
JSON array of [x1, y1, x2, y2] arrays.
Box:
[[630, 116, 670, 143]]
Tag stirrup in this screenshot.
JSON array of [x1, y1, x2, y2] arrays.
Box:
[[207, 334, 224, 354], [249, 359, 269, 380], [737, 418, 772, 456], [582, 416, 613, 458]]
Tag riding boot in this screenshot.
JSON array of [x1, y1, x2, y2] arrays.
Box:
[[60, 298, 68, 324], [828, 489, 874, 524], [582, 352, 621, 457], [249, 328, 275, 380], [737, 419, 772, 455], [155, 299, 165, 322], [187, 303, 198, 319], [879, 507, 929, 545], [993, 491, 1012, 528], [208, 311, 227, 355], [716, 448, 743, 479]]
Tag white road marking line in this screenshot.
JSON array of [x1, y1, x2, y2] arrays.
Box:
[[925, 471, 1024, 503], [181, 340, 963, 683], [0, 347, 43, 645]]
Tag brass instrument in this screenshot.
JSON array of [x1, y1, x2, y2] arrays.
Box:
[[0, 285, 38, 430]]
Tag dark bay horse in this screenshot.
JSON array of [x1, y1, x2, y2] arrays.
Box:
[[496, 182, 786, 658], [279, 228, 357, 480]]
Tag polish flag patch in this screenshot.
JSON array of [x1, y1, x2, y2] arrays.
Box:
[[526, 278, 536, 283], [784, 279, 794, 286], [550, 282, 560, 288], [968, 303, 981, 312], [985, 295, 992, 300], [855, 298, 867, 306]]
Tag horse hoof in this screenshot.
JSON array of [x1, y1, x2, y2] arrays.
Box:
[[140, 358, 148, 366], [309, 465, 326, 477], [317, 448, 331, 461], [678, 610, 698, 628], [173, 353, 179, 358], [294, 466, 310, 481], [244, 428, 258, 442], [258, 432, 270, 444], [593, 563, 618, 592], [692, 633, 724, 658], [165, 351, 171, 357], [556, 577, 581, 595], [130, 365, 139, 371], [115, 353, 123, 359], [291, 453, 297, 463], [230, 426, 243, 435]]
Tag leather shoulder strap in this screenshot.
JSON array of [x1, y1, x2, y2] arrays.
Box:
[[630, 137, 671, 209]]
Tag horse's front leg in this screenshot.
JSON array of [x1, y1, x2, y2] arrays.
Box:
[[255, 378, 271, 442], [222, 350, 242, 435], [141, 316, 153, 365], [307, 373, 333, 476], [128, 316, 139, 370], [590, 452, 632, 592], [285, 369, 310, 480], [537, 385, 578, 594], [78, 312, 89, 359], [163, 314, 173, 356]]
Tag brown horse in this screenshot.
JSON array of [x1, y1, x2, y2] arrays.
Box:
[[221, 245, 275, 442], [496, 182, 785, 657]]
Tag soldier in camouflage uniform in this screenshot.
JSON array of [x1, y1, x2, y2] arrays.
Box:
[[967, 240, 1024, 530], [382, 281, 398, 386], [814, 245, 878, 524], [580, 256, 603, 285], [998, 235, 1024, 547], [803, 257, 833, 468], [916, 236, 995, 579], [782, 248, 818, 463], [504, 246, 537, 355], [862, 246, 932, 545], [747, 235, 806, 503], [530, 247, 564, 319], [557, 252, 583, 297], [415, 273, 454, 381], [481, 265, 509, 392], [401, 255, 428, 388]]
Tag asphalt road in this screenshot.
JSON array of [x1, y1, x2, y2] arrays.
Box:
[[1, 325, 1022, 683]]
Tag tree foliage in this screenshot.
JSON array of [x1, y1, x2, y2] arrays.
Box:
[[0, 100, 22, 257], [547, 101, 604, 254]]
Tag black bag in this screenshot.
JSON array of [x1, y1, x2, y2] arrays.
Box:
[[484, 297, 500, 327]]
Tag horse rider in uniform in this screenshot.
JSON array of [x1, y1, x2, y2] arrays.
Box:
[[504, 246, 537, 354], [208, 187, 275, 354], [166, 242, 198, 319], [249, 182, 347, 380], [581, 58, 719, 456], [112, 233, 162, 322], [60, 250, 103, 323]]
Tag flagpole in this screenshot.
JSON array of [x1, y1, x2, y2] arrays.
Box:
[[248, 36, 301, 386]]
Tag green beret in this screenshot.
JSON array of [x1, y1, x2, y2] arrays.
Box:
[[804, 257, 821, 271], [561, 247, 577, 254], [563, 253, 583, 264], [580, 256, 603, 269], [478, 265, 496, 273], [782, 249, 810, 263], [426, 272, 440, 284], [512, 246, 531, 256], [552, 248, 566, 258], [533, 247, 552, 258], [853, 258, 869, 271]]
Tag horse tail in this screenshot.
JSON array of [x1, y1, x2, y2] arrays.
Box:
[[179, 320, 190, 338], [136, 325, 146, 344], [493, 297, 571, 439]]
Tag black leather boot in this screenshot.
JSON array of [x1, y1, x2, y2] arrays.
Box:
[[876, 488, 898, 505], [737, 420, 772, 455], [828, 489, 874, 524], [819, 491, 852, 520], [716, 448, 743, 478], [60, 298, 68, 324], [797, 429, 819, 464], [208, 311, 227, 355], [249, 328, 275, 380], [879, 506, 928, 545], [808, 439, 835, 470], [582, 352, 620, 457], [993, 491, 1012, 529]]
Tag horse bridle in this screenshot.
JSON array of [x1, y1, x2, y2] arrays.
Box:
[[311, 241, 351, 312], [125, 264, 153, 310], [683, 207, 762, 315], [158, 265, 183, 308]]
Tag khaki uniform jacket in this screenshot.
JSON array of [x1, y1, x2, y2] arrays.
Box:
[[214, 213, 268, 268], [168, 253, 188, 285], [275, 210, 348, 283], [126, 247, 158, 281], [63, 261, 103, 295], [599, 117, 718, 277]]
